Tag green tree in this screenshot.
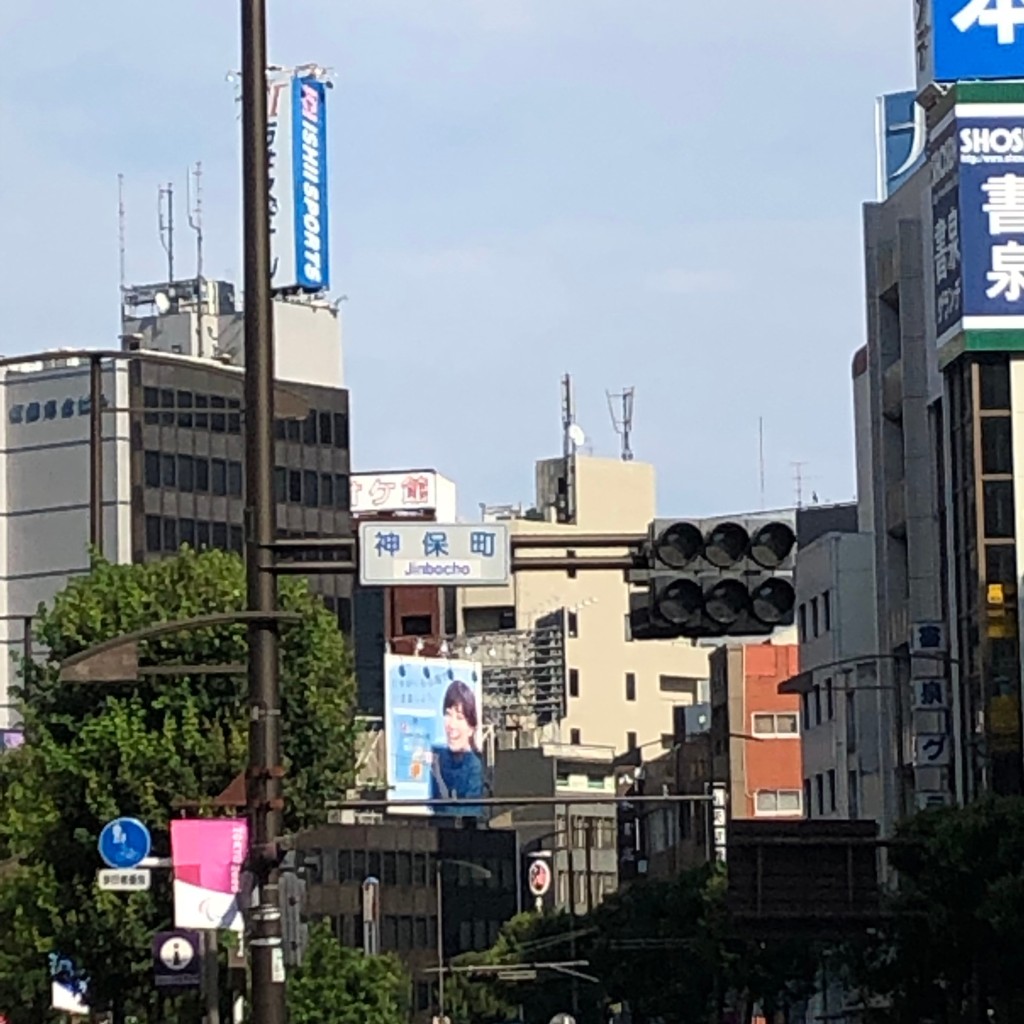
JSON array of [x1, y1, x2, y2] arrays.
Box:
[[288, 921, 409, 1024], [0, 548, 357, 1022], [844, 796, 1024, 1024]]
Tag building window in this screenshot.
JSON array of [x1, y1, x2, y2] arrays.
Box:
[[194, 392, 209, 429], [333, 412, 349, 448], [825, 677, 834, 720], [228, 461, 243, 498], [798, 603, 807, 642], [803, 778, 812, 819], [800, 692, 810, 731], [754, 790, 802, 817], [815, 774, 825, 816], [212, 459, 227, 496], [288, 470, 302, 504], [179, 454, 195, 492], [569, 668, 579, 698], [144, 451, 160, 488], [848, 770, 859, 818], [827, 769, 837, 812], [627, 731, 637, 751], [303, 470, 319, 508], [320, 473, 335, 508], [983, 479, 1015, 539], [979, 360, 1011, 409], [162, 517, 178, 552], [161, 453, 176, 488], [982, 416, 1013, 475], [751, 712, 799, 737], [568, 611, 578, 638], [145, 515, 161, 552], [625, 672, 636, 701], [212, 522, 228, 549], [570, 728, 581, 745], [822, 590, 831, 632], [196, 458, 210, 493], [812, 684, 822, 725], [210, 394, 226, 433], [811, 597, 820, 637]]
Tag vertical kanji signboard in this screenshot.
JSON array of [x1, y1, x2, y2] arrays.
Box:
[[932, 104, 1024, 360]]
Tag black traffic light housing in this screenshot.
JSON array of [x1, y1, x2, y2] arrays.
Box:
[[632, 516, 796, 640]]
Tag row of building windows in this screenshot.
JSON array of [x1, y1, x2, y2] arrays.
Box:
[[797, 589, 832, 642], [145, 514, 243, 555], [300, 847, 515, 890], [9, 393, 107, 424], [567, 669, 702, 703], [143, 450, 349, 510], [804, 771, 837, 817], [141, 386, 349, 449]]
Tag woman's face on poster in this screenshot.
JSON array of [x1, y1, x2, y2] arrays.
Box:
[[444, 701, 474, 752]]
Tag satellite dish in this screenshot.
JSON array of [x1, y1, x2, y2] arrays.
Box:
[[567, 423, 586, 447], [154, 292, 171, 315]]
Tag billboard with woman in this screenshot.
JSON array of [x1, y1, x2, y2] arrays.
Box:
[[384, 654, 487, 817]]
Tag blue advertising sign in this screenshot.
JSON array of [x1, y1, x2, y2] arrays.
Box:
[[876, 91, 927, 200], [933, 106, 1024, 344], [292, 75, 330, 292], [383, 654, 487, 818], [919, 0, 1024, 87], [98, 817, 151, 870], [930, 116, 964, 343]]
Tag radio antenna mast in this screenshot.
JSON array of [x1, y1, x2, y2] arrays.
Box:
[[158, 181, 174, 283], [606, 387, 635, 461], [187, 162, 205, 355], [187, 161, 204, 282], [117, 173, 127, 294]]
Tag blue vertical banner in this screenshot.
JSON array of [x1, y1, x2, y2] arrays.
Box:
[[292, 75, 330, 292], [931, 116, 964, 344], [919, 0, 1024, 87]]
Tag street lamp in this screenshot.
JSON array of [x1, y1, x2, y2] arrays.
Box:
[[436, 858, 492, 1023]]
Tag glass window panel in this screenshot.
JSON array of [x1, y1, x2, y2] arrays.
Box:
[[752, 713, 774, 734], [979, 361, 1011, 409], [981, 416, 1013, 475], [984, 479, 1015, 538], [212, 459, 227, 497], [144, 451, 160, 487], [161, 453, 176, 488], [212, 522, 228, 549], [755, 791, 778, 811], [776, 713, 799, 734], [195, 458, 210, 492], [228, 461, 243, 497], [145, 515, 161, 552], [178, 455, 195, 492]]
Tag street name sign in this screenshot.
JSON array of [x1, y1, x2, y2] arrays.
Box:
[[359, 522, 510, 586]]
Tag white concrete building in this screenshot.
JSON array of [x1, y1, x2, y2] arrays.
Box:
[[459, 455, 711, 755]]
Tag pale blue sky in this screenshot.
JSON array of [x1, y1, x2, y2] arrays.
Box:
[[0, 2, 911, 517]]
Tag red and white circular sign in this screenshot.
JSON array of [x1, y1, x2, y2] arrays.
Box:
[[528, 858, 552, 897]]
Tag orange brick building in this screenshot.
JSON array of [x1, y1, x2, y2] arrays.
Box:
[[710, 642, 803, 819]]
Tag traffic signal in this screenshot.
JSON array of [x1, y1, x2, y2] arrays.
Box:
[[630, 517, 796, 640]]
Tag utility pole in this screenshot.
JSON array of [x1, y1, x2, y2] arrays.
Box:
[[240, 2, 285, 1023]]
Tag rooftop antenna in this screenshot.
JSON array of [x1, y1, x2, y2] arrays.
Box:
[[187, 162, 205, 355], [560, 374, 581, 524], [187, 161, 204, 282], [158, 181, 174, 283], [117, 173, 127, 294], [791, 461, 809, 509], [606, 386, 635, 462], [758, 416, 766, 508]]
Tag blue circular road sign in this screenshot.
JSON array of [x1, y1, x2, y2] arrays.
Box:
[[98, 817, 151, 869]]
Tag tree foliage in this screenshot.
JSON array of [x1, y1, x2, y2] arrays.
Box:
[[288, 921, 409, 1024], [0, 549, 357, 1022], [843, 796, 1024, 1024], [448, 867, 817, 1024]]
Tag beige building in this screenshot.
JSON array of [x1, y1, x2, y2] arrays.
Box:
[[459, 455, 710, 754]]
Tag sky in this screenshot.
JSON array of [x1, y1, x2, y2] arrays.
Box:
[[0, 1, 912, 519]]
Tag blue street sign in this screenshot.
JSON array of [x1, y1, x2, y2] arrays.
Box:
[[98, 817, 151, 870]]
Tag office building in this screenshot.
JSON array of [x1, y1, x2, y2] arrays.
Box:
[[0, 279, 352, 728], [296, 820, 518, 1019]]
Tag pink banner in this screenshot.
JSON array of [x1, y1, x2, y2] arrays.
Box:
[[170, 819, 248, 932]]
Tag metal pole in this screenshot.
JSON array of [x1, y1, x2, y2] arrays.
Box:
[[240, 3, 284, 1024], [436, 860, 445, 1022], [88, 355, 103, 555], [203, 931, 221, 1024]]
